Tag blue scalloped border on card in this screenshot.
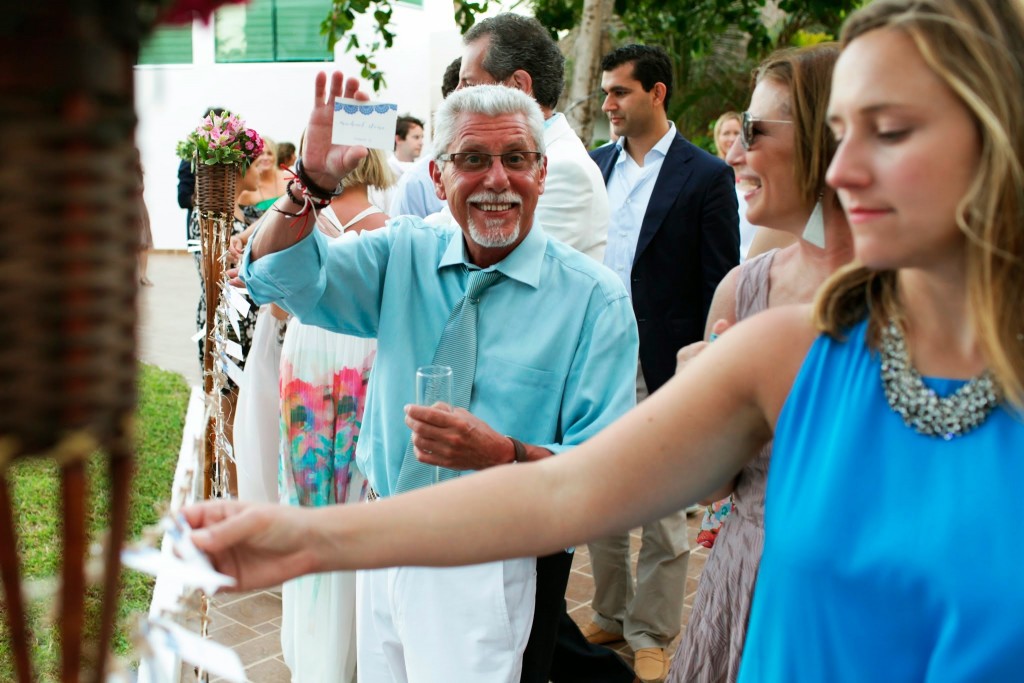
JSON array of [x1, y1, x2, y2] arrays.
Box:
[[335, 102, 399, 115], [332, 98, 400, 150]]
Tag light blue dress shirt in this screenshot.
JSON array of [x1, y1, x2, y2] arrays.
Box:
[[242, 216, 639, 496], [603, 123, 677, 297]]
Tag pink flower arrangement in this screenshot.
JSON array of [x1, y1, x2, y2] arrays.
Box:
[[176, 110, 264, 173]]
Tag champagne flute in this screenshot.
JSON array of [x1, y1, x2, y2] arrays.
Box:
[[415, 364, 452, 483]]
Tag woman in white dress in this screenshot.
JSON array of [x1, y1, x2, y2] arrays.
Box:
[[278, 149, 394, 682]]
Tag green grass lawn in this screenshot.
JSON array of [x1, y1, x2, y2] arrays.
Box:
[[0, 364, 191, 681]]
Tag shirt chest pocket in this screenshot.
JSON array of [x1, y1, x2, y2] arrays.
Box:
[[474, 356, 563, 440]]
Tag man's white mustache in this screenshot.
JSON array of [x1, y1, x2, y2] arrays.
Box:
[[468, 191, 522, 205]]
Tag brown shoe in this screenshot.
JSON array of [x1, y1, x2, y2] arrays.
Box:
[[580, 621, 624, 645], [633, 647, 669, 683]]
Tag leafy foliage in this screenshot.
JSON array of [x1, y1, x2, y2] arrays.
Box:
[[320, 0, 490, 92], [532, 0, 860, 141], [322, 0, 397, 91], [315, 0, 861, 118], [454, 0, 491, 34]]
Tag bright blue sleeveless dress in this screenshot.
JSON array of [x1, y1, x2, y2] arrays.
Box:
[[738, 319, 1024, 682]]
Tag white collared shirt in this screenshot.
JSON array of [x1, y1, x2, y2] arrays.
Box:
[[603, 123, 676, 297]]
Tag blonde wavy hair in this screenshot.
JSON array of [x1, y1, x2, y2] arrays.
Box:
[[814, 0, 1024, 409], [342, 148, 395, 191], [261, 136, 278, 166]]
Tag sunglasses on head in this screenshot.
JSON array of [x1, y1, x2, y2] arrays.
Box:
[[740, 111, 794, 150]]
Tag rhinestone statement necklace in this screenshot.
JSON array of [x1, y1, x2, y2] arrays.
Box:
[[879, 320, 1001, 440]]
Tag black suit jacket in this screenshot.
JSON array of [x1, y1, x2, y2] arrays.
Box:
[[178, 159, 196, 237], [591, 132, 739, 393]]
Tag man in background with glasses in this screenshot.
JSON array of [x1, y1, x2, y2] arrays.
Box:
[[585, 44, 739, 683], [241, 80, 638, 683]]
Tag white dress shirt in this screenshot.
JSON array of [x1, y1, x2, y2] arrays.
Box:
[[603, 123, 677, 297]]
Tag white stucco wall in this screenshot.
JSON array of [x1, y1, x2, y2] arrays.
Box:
[[136, 0, 465, 250]]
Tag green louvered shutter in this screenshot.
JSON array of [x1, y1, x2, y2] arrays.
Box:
[[138, 25, 193, 65], [216, 0, 330, 63]]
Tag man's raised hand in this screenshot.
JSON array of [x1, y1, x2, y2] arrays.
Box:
[[300, 71, 371, 191]]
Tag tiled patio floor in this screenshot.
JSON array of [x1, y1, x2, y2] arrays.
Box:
[[140, 253, 708, 682]]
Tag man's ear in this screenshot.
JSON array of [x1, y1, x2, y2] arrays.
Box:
[[651, 82, 668, 109], [395, 134, 402, 150], [507, 69, 534, 98], [429, 159, 447, 200]]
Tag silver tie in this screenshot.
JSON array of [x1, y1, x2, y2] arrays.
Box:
[[393, 268, 504, 493]]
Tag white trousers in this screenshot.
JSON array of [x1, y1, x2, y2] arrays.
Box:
[[355, 558, 537, 683]]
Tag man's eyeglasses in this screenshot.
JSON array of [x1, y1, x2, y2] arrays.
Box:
[[437, 151, 543, 173], [740, 111, 793, 150]]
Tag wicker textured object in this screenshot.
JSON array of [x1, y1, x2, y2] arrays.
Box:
[[195, 161, 239, 215], [0, 3, 140, 682], [195, 162, 238, 500]]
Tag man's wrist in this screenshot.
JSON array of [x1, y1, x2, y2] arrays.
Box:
[[295, 157, 344, 201], [506, 436, 528, 464]]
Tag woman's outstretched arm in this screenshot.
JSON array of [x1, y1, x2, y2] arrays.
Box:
[[185, 305, 816, 591]]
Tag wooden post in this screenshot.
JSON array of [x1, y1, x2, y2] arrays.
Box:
[[0, 476, 33, 683]]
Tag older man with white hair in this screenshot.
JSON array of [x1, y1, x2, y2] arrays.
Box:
[[241, 74, 638, 683]]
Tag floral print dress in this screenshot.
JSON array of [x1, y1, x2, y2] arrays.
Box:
[[278, 223, 375, 683], [278, 323, 374, 509]]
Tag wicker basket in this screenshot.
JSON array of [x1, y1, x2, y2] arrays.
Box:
[[195, 162, 239, 215]]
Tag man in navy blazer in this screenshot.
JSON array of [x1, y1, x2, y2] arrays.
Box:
[[583, 45, 739, 683]]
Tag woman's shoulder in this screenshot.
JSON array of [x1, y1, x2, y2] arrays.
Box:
[[729, 304, 819, 355], [237, 189, 261, 206], [721, 304, 821, 424], [350, 209, 388, 232]]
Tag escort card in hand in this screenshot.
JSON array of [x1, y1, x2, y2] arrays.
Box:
[[332, 98, 399, 150]]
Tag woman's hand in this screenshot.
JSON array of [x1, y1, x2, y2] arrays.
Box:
[[183, 501, 323, 592], [270, 303, 290, 321], [676, 319, 732, 374], [228, 234, 247, 262], [229, 222, 258, 262], [226, 266, 245, 289]]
